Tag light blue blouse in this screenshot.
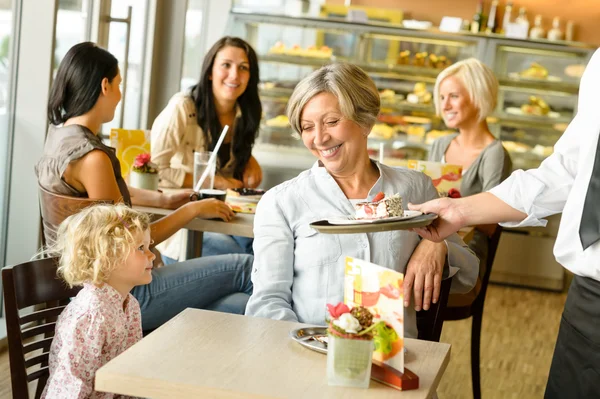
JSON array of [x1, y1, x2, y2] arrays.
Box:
[[245, 161, 479, 338]]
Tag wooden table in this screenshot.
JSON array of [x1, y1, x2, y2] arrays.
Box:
[[96, 309, 451, 399], [134, 205, 254, 258]]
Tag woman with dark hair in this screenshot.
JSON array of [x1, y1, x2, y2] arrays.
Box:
[[151, 36, 262, 261], [36, 42, 254, 331]]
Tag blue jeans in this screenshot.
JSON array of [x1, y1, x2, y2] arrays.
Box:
[[132, 253, 253, 331], [203, 233, 254, 256]]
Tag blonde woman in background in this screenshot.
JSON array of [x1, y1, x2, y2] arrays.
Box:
[[428, 58, 512, 276], [245, 63, 478, 338]]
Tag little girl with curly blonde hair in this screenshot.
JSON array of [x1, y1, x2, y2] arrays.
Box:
[[42, 204, 154, 399]]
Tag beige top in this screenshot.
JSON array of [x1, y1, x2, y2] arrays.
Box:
[[150, 91, 239, 188], [150, 92, 243, 259], [95, 308, 451, 399]]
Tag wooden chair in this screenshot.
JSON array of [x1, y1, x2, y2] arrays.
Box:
[[2, 257, 82, 399], [416, 276, 452, 342], [443, 226, 503, 399], [38, 185, 113, 246]]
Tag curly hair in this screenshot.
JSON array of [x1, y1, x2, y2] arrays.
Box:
[[45, 204, 150, 287]]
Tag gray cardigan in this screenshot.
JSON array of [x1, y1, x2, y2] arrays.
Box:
[[428, 133, 512, 197]]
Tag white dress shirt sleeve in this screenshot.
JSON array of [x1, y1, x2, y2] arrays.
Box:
[[245, 190, 299, 322], [489, 49, 600, 228], [419, 174, 479, 293]]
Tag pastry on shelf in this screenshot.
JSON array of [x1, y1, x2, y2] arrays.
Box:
[[532, 144, 554, 157], [425, 129, 455, 144], [306, 45, 333, 58], [502, 140, 532, 153], [287, 44, 304, 56], [396, 50, 411, 65], [406, 82, 432, 104], [413, 52, 428, 67], [268, 42, 333, 58], [370, 123, 395, 140], [520, 95, 551, 116], [519, 62, 549, 79], [429, 54, 452, 69], [268, 41, 286, 55], [259, 81, 276, 91], [377, 114, 405, 125], [379, 89, 396, 101], [265, 115, 290, 127]]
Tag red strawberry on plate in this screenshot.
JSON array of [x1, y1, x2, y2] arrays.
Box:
[[448, 188, 461, 199], [373, 192, 385, 202]]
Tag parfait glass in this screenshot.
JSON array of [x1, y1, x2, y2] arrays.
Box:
[[327, 333, 373, 388]]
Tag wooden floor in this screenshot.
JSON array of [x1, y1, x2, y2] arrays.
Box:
[[0, 283, 566, 398]]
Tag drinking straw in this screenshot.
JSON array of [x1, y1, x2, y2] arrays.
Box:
[[194, 125, 229, 192]]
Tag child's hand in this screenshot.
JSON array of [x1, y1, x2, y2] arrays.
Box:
[[194, 198, 234, 221]]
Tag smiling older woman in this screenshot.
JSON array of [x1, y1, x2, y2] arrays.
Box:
[[245, 63, 478, 338]]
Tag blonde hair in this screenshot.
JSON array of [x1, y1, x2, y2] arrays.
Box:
[[46, 204, 150, 287], [286, 63, 380, 134], [434, 58, 498, 122]]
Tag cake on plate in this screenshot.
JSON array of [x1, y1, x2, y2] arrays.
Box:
[[355, 192, 403, 220]]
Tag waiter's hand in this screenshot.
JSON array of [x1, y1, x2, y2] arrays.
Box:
[[404, 239, 447, 311], [243, 155, 263, 188], [408, 197, 466, 242]]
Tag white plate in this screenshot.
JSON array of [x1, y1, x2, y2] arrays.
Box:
[[327, 210, 423, 225], [505, 107, 560, 119], [226, 195, 262, 204]]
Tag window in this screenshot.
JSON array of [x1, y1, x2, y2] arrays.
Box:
[[103, 0, 149, 131], [180, 0, 208, 92], [0, 0, 16, 321], [53, 0, 92, 74]]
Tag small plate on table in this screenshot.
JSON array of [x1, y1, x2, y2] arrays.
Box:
[[290, 326, 408, 356], [310, 212, 438, 234], [289, 326, 328, 354], [226, 188, 266, 204]]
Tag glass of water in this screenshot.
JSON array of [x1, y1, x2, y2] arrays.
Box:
[[193, 151, 215, 190]]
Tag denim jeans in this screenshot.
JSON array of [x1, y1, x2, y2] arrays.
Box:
[[132, 253, 253, 331], [203, 232, 254, 257]]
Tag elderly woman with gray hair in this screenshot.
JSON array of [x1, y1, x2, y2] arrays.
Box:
[[245, 63, 478, 338]]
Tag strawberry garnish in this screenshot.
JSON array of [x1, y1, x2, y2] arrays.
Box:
[[372, 192, 385, 202]]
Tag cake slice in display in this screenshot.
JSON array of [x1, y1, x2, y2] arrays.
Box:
[[355, 192, 403, 220]]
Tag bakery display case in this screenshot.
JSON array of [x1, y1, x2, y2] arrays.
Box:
[[226, 8, 593, 178], [226, 7, 595, 291], [486, 39, 591, 173], [226, 8, 486, 174]]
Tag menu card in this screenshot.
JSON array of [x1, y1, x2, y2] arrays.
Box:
[[109, 129, 151, 178], [407, 160, 463, 198], [344, 256, 404, 373]]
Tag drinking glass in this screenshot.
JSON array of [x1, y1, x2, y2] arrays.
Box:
[[193, 151, 215, 190]]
